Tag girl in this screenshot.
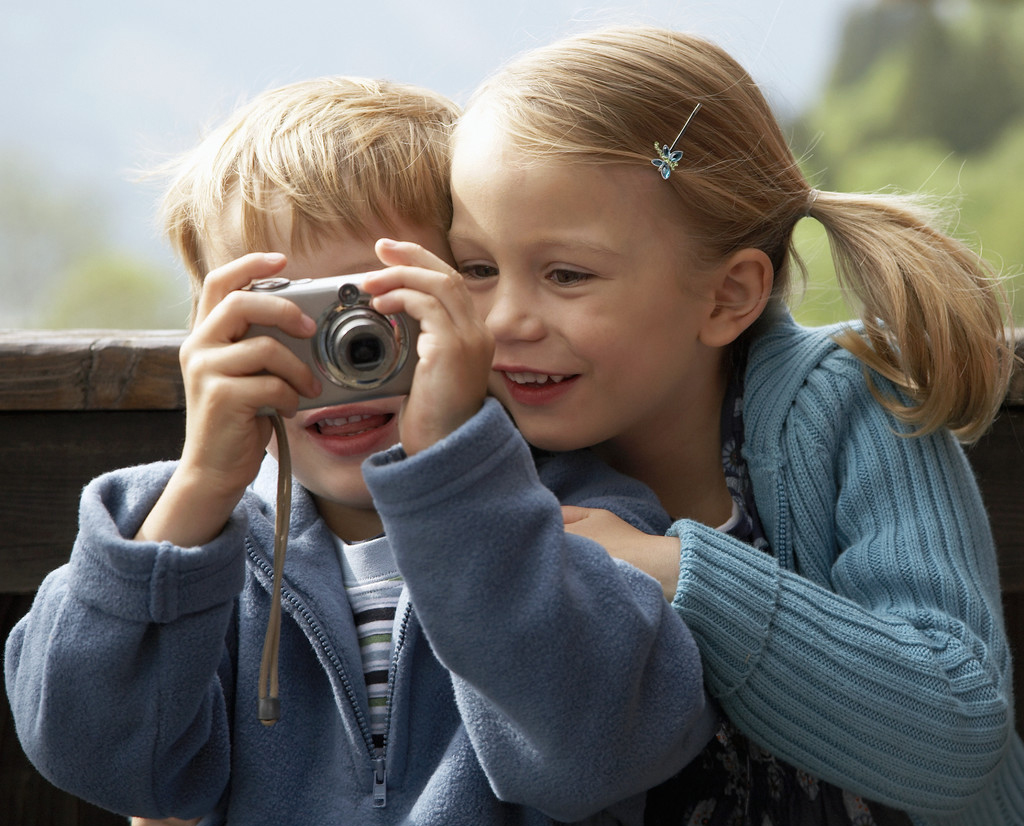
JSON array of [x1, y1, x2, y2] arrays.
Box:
[[443, 24, 1023, 826]]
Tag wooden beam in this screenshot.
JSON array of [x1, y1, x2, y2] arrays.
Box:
[[0, 330, 185, 411]]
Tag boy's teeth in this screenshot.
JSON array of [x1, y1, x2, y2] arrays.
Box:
[[320, 413, 375, 427], [506, 372, 567, 385]]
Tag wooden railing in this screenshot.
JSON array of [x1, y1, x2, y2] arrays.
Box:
[[1, 330, 1022, 825]]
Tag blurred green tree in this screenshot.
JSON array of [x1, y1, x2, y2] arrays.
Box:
[[40, 251, 188, 329], [0, 155, 104, 327], [0, 153, 186, 329], [790, 0, 1024, 326]]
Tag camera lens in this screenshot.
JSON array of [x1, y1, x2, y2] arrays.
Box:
[[315, 307, 407, 389], [331, 319, 393, 378], [347, 333, 385, 371]]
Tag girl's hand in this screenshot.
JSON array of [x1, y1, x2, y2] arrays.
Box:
[[136, 253, 320, 546], [561, 506, 682, 601], [130, 819, 201, 826], [363, 239, 494, 455]]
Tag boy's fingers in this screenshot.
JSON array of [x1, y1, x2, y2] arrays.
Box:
[[371, 288, 488, 356], [187, 370, 306, 421], [373, 238, 452, 271], [368, 286, 440, 320], [196, 337, 320, 398], [366, 268, 474, 323], [195, 253, 288, 324], [366, 240, 462, 299], [197, 290, 316, 345], [368, 265, 462, 291]]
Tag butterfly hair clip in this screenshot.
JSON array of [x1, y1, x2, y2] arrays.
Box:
[[651, 102, 702, 180]]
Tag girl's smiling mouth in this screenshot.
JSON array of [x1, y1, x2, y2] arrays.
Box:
[[503, 371, 573, 385], [495, 368, 580, 405]]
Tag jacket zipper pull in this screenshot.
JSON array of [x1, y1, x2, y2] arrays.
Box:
[[372, 757, 387, 808]]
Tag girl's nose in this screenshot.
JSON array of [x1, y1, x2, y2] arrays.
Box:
[[484, 278, 545, 342]]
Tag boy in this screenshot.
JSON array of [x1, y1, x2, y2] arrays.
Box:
[[5, 77, 714, 824]]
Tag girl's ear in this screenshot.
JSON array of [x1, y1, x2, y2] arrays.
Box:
[[698, 248, 773, 348]]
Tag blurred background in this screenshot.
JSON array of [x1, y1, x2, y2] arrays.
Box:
[[2, 0, 1021, 330]]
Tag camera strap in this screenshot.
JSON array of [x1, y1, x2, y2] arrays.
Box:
[[258, 412, 291, 725]]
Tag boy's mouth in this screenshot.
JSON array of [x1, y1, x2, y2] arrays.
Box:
[[300, 404, 401, 458], [300, 402, 401, 442], [313, 412, 394, 437]]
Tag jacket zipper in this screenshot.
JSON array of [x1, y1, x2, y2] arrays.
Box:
[[246, 541, 412, 810], [373, 600, 414, 808]]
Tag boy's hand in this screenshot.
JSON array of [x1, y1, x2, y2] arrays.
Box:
[[363, 240, 494, 455], [136, 253, 320, 547]]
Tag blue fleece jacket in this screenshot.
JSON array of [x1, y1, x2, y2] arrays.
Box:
[[667, 316, 1023, 825], [4, 398, 715, 825]]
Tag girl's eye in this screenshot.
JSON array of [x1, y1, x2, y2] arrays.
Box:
[[548, 269, 592, 287], [459, 263, 499, 280]]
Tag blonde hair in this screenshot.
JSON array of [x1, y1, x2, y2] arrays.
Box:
[[159, 76, 460, 317], [463, 25, 1014, 442]]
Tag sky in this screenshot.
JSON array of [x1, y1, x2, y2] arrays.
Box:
[[1, 0, 861, 289]]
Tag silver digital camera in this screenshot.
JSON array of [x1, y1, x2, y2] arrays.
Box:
[[243, 274, 418, 410]]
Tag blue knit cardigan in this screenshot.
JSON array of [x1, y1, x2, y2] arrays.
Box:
[[667, 317, 1023, 824]]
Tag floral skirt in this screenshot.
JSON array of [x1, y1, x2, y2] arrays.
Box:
[[644, 721, 913, 826]]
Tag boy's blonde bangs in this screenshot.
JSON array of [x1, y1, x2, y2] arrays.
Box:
[[160, 77, 460, 305]]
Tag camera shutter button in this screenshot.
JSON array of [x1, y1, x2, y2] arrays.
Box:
[[248, 276, 292, 291]]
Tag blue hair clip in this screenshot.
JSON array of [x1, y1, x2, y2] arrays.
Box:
[[651, 103, 702, 180]]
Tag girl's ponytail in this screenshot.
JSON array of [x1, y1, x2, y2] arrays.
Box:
[[808, 189, 1014, 443]]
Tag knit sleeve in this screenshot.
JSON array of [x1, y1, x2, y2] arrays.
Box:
[[668, 352, 1014, 816]]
